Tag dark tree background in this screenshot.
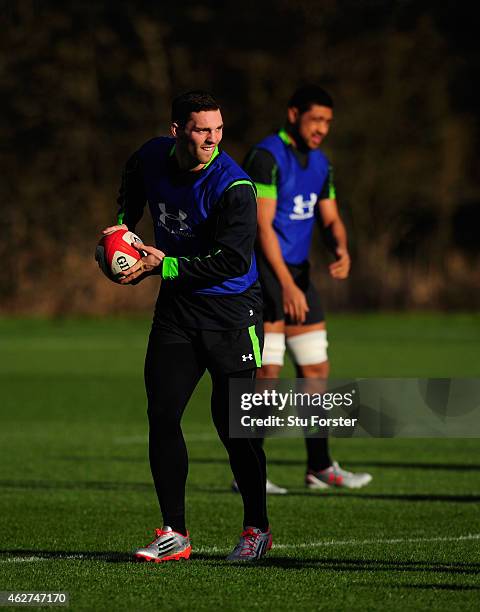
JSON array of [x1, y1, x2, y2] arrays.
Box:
[[1, 0, 479, 315]]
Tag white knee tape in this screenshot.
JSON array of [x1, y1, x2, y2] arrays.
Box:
[[262, 332, 286, 366], [286, 330, 328, 366]]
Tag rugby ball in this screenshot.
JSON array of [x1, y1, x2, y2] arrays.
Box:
[[95, 229, 145, 283]]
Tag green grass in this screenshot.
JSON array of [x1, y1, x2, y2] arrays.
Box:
[[1, 314, 479, 611]]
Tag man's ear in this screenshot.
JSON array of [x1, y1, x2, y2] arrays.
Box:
[[287, 107, 299, 124], [170, 122, 179, 137]]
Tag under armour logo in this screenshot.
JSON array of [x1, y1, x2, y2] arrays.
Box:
[[289, 193, 318, 220], [158, 203, 190, 232], [242, 354, 253, 361]]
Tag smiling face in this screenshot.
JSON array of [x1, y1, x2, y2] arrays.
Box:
[[172, 109, 224, 170], [287, 104, 333, 150]]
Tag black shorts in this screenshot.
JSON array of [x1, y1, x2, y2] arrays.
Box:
[[257, 253, 325, 325], [149, 317, 264, 374]]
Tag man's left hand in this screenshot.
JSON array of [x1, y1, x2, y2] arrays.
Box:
[[329, 247, 350, 280], [119, 243, 166, 285]]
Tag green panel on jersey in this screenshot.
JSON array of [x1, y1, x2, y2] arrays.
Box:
[[179, 248, 222, 263], [248, 325, 262, 367], [255, 182, 277, 199], [203, 145, 220, 168], [226, 179, 256, 195], [162, 257, 179, 280], [271, 163, 278, 185], [328, 165, 337, 199], [278, 128, 292, 146]]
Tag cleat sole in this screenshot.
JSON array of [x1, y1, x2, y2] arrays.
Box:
[[135, 546, 192, 563], [305, 480, 330, 490]]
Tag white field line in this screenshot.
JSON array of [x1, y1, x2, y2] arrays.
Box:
[[197, 533, 480, 553], [272, 532, 480, 551], [2, 533, 479, 562]]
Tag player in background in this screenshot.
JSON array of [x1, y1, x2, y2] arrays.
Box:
[[240, 85, 372, 494], [102, 91, 271, 562]]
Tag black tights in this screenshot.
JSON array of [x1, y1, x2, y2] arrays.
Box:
[[144, 334, 268, 534], [258, 362, 332, 472], [258, 432, 332, 472]]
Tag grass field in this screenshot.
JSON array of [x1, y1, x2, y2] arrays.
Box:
[[1, 314, 479, 611]]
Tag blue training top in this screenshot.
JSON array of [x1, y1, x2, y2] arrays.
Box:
[[137, 136, 258, 295], [254, 131, 331, 264]]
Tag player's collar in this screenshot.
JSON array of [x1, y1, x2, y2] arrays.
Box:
[[278, 128, 312, 157], [202, 145, 220, 168]]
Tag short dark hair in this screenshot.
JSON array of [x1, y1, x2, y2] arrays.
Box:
[[288, 85, 333, 114], [171, 90, 220, 126]]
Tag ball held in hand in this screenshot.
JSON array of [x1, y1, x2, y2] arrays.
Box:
[[95, 229, 145, 283]]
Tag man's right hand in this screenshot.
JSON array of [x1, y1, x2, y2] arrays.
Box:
[[282, 280, 309, 324], [102, 223, 128, 235], [118, 242, 165, 285]]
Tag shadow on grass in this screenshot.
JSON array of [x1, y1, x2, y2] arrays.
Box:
[[390, 583, 480, 591], [188, 457, 480, 472], [192, 553, 480, 574], [58, 455, 146, 463], [0, 480, 151, 492], [55, 455, 480, 472], [188, 485, 480, 503], [3, 551, 480, 577], [343, 460, 480, 472], [1, 479, 479, 503]]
